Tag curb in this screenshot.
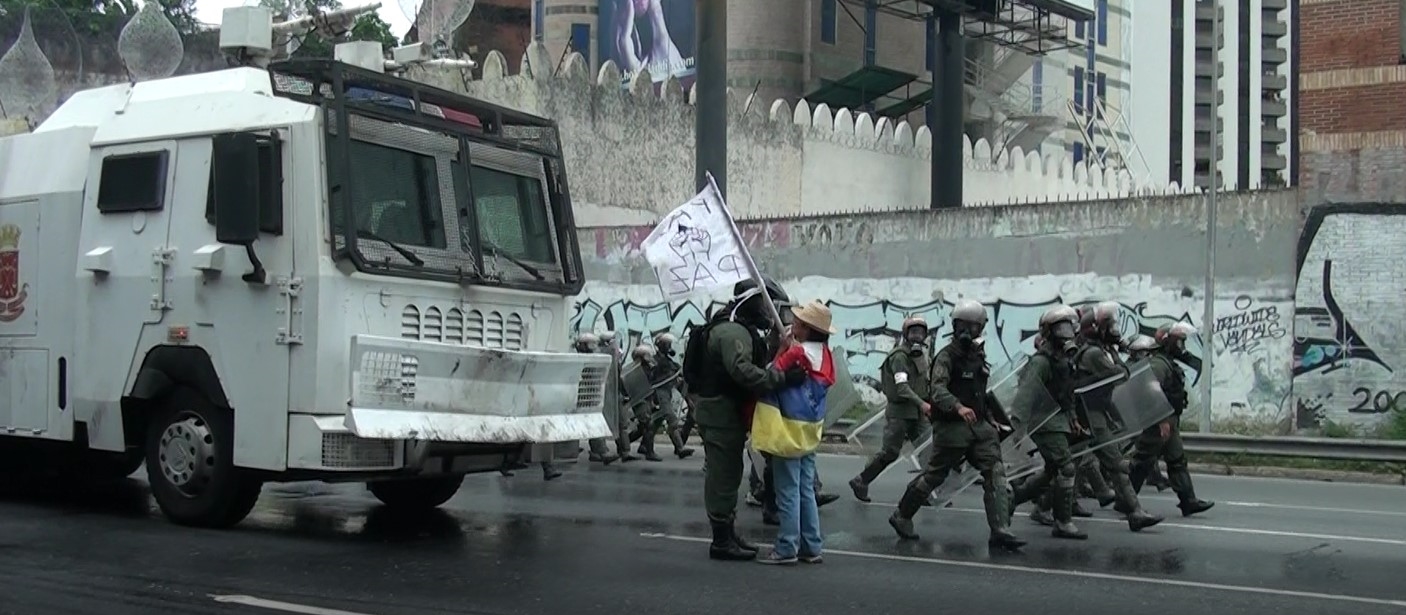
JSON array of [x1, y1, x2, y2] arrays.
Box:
[[657, 436, 1406, 487]]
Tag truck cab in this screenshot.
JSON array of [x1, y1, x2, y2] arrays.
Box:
[[0, 56, 612, 527]]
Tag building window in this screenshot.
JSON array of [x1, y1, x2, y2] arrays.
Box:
[[822, 0, 837, 45], [1074, 67, 1085, 112], [570, 23, 591, 66], [533, 0, 544, 42], [1097, 0, 1108, 45], [1076, 20, 1085, 40], [1073, 142, 1085, 165], [1096, 72, 1106, 102], [1400, 0, 1406, 64]]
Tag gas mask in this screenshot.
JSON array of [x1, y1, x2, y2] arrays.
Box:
[[904, 327, 927, 351], [1046, 321, 1079, 355], [953, 321, 982, 349]]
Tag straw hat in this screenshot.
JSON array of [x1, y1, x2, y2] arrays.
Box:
[[791, 300, 836, 334]]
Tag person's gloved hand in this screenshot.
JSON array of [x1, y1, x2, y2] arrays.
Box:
[[783, 365, 808, 386]]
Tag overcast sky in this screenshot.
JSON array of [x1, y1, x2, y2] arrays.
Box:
[[191, 0, 415, 38]]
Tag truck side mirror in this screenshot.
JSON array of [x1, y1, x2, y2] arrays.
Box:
[[211, 133, 261, 245]]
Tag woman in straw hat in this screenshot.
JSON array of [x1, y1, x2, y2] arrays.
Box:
[[752, 300, 837, 565]]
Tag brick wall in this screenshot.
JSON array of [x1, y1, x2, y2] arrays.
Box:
[[1297, 0, 1406, 201]]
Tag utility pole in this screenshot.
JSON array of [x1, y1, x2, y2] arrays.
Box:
[[1198, 0, 1220, 433]]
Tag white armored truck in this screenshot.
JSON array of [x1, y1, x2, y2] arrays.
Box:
[[0, 14, 612, 528]]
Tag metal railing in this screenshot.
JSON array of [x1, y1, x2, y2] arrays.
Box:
[[828, 415, 1406, 464]]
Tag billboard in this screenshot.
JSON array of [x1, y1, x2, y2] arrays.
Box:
[[597, 0, 697, 92]]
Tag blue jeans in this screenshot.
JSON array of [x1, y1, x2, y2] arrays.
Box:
[[772, 453, 823, 558]]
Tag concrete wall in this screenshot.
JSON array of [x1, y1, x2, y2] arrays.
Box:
[[569, 190, 1310, 434], [404, 42, 1187, 228]]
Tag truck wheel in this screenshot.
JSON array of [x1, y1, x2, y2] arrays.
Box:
[[145, 388, 263, 528], [368, 475, 464, 511]]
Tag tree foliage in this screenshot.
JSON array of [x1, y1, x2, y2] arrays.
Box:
[[259, 0, 397, 57], [0, 0, 199, 38]]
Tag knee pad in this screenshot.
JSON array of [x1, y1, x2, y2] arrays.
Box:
[[1112, 458, 1131, 475], [1166, 456, 1188, 472], [1056, 462, 1078, 480], [877, 449, 901, 464]]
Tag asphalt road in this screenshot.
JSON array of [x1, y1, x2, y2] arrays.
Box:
[[0, 452, 1403, 615]]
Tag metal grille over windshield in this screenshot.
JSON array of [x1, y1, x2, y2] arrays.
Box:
[[267, 60, 585, 294]]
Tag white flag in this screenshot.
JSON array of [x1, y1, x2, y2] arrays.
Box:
[[641, 182, 750, 301]]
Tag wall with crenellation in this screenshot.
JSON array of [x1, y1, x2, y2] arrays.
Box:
[[404, 43, 1188, 227]]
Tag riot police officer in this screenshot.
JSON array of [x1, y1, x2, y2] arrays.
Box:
[[687, 276, 806, 561], [1125, 335, 1172, 491], [628, 344, 668, 462], [1072, 301, 1164, 532], [888, 300, 1024, 549], [849, 316, 934, 502], [650, 332, 696, 459], [600, 331, 639, 464], [579, 333, 622, 466], [1130, 323, 1215, 517], [1010, 305, 1087, 540]]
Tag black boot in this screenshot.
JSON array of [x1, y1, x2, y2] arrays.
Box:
[[708, 516, 756, 561], [668, 429, 695, 459], [731, 527, 760, 553], [848, 476, 871, 502], [541, 463, 562, 481], [888, 486, 929, 540], [1179, 499, 1215, 517], [641, 429, 663, 462]]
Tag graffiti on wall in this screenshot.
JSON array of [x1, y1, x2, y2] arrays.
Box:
[[1292, 206, 1406, 429], [570, 292, 1201, 388], [1216, 295, 1287, 355]]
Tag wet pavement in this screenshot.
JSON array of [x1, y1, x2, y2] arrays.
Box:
[[0, 453, 1403, 614]]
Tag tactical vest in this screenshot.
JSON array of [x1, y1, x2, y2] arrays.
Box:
[[683, 319, 767, 401], [1153, 352, 1189, 412], [880, 345, 930, 400], [936, 345, 991, 421], [1035, 349, 1077, 412]]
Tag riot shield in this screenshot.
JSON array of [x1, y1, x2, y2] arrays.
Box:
[[824, 351, 863, 430], [621, 363, 655, 413], [1069, 360, 1174, 460], [600, 359, 623, 438]]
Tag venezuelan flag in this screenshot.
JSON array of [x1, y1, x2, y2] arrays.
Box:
[[751, 344, 836, 458]]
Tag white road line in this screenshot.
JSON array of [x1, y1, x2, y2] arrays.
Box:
[[210, 595, 378, 615], [640, 532, 1406, 609], [1138, 496, 1406, 518], [855, 501, 1406, 546]]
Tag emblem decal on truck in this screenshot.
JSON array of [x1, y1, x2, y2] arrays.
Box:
[[0, 224, 28, 322]]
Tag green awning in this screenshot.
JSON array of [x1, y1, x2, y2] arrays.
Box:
[[803, 65, 919, 110], [877, 88, 934, 118]]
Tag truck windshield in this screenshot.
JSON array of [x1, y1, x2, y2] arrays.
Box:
[[330, 112, 568, 289]]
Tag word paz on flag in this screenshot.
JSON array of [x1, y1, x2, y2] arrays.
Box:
[[640, 181, 749, 301]]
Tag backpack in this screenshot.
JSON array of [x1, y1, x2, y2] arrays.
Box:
[[681, 319, 722, 393]]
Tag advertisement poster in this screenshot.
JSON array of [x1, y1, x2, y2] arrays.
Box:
[[597, 0, 697, 92]]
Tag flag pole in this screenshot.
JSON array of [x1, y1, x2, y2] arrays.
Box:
[[705, 172, 784, 331]]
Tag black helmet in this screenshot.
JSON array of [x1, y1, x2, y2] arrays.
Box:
[[734, 276, 791, 306], [731, 275, 791, 327]]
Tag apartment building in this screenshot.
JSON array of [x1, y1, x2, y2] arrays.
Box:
[[1126, 0, 1293, 190]]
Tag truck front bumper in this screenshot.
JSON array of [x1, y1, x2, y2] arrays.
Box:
[[344, 335, 613, 443]]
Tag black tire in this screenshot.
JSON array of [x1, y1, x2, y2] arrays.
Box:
[[367, 475, 464, 511], [144, 387, 263, 528]]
